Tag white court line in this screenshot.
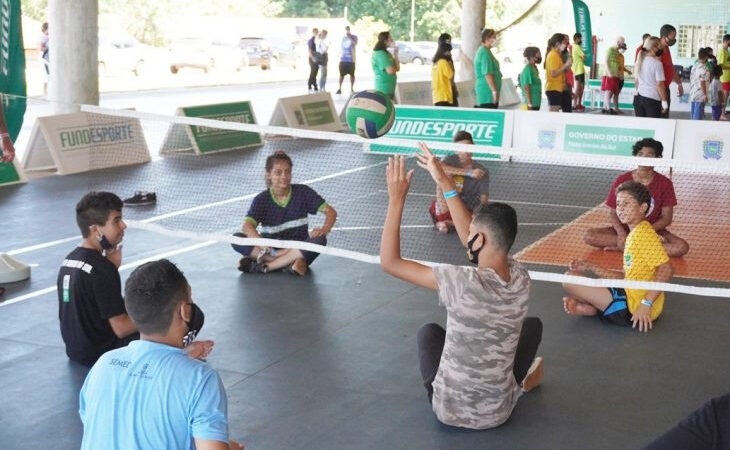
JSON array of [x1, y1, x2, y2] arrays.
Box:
[[1, 240, 217, 307], [391, 191, 593, 210], [3, 160, 389, 256]]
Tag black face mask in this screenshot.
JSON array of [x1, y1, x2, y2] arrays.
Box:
[[535, 57, 543, 64], [655, 49, 664, 57], [97, 232, 114, 250], [667, 38, 676, 47], [466, 233, 484, 265], [182, 303, 205, 347]]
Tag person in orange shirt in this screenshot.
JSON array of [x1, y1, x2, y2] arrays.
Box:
[[544, 33, 572, 112], [562, 181, 674, 332]]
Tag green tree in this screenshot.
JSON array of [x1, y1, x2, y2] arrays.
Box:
[[21, 0, 48, 21]]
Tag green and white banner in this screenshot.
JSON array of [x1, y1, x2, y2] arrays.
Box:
[[512, 110, 675, 160], [161, 101, 262, 156], [572, 0, 593, 69], [269, 92, 342, 132], [367, 105, 512, 160], [0, 0, 27, 186], [673, 119, 730, 163]]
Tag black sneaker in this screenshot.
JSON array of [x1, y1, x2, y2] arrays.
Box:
[[123, 191, 157, 206], [238, 257, 266, 273], [335, 89, 342, 95]]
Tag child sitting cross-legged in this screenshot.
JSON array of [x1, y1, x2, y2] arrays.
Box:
[[380, 144, 543, 430], [563, 181, 674, 332]]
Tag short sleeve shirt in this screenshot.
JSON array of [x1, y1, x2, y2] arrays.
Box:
[[689, 62, 711, 102], [623, 221, 669, 320], [572, 44, 585, 75], [660, 47, 675, 87], [245, 184, 326, 241], [57, 247, 126, 366], [340, 35, 357, 62], [474, 46, 502, 105], [372, 49, 397, 95], [637, 56, 665, 101], [545, 49, 565, 92], [519, 64, 542, 108], [79, 340, 229, 449], [605, 171, 677, 225], [718, 47, 730, 83], [431, 260, 531, 429], [604, 47, 620, 77], [442, 154, 490, 209], [432, 59, 455, 104]]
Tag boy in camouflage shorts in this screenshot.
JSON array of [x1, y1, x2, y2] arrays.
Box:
[[380, 146, 544, 429]]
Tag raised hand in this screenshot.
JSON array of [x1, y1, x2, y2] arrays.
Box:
[[386, 155, 414, 204]]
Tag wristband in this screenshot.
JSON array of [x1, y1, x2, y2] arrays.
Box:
[[661, 100, 668, 109], [443, 189, 458, 199], [640, 299, 653, 307], [465, 170, 473, 177], [0, 132, 9, 137]]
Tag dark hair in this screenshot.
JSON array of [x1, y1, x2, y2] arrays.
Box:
[[345, 26, 350, 31], [573, 33, 582, 41], [124, 259, 189, 335], [642, 33, 651, 41], [472, 203, 518, 252], [374, 31, 391, 51], [523, 46, 540, 60], [659, 24, 676, 38], [265, 151, 292, 187], [76, 192, 123, 238], [698, 47, 710, 60], [481, 28, 496, 43], [704, 47, 714, 55], [616, 181, 652, 211], [545, 33, 565, 68], [713, 64, 723, 77], [432, 41, 453, 65], [724, 34, 730, 43], [41, 22, 48, 32], [631, 138, 664, 158], [438, 33, 451, 45], [452, 130, 474, 143]]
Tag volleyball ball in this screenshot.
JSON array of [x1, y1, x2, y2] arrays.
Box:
[[346, 90, 396, 139]]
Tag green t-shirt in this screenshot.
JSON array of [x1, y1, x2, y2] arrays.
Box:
[[372, 49, 397, 96], [718, 47, 730, 83], [604, 47, 620, 77], [519, 64, 542, 108], [474, 46, 502, 105], [572, 44, 585, 75]]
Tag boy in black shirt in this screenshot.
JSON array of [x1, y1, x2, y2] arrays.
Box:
[[57, 192, 137, 366]]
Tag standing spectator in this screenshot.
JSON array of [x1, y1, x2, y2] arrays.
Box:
[[39, 22, 49, 95], [432, 41, 456, 106], [0, 101, 16, 163], [316, 30, 330, 92], [614, 40, 632, 113], [371, 31, 399, 99], [718, 34, 730, 119], [635, 33, 651, 62], [709, 65, 726, 120], [474, 28, 502, 109], [438, 33, 459, 106], [336, 26, 358, 95], [544, 33, 572, 112], [633, 36, 668, 118], [658, 24, 684, 118], [79, 259, 242, 450], [689, 48, 711, 120], [601, 37, 624, 114], [572, 33, 586, 111], [705, 47, 717, 71], [307, 28, 319, 93], [519, 47, 542, 111], [561, 34, 574, 113]]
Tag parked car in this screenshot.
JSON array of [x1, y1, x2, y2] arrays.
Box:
[[98, 33, 157, 77], [239, 37, 273, 70], [412, 41, 437, 64], [264, 36, 304, 69], [168, 37, 247, 74], [395, 42, 427, 65]]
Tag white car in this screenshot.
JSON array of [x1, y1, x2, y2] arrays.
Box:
[[168, 37, 248, 74], [98, 33, 157, 77]]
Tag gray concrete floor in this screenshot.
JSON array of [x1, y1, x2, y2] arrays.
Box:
[[1, 142, 729, 449]]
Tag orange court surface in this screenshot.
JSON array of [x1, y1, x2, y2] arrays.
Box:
[[516, 173, 730, 283]]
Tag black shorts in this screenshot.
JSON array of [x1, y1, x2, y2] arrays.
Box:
[[546, 90, 563, 106], [339, 61, 355, 76], [575, 74, 585, 84], [598, 288, 632, 326]]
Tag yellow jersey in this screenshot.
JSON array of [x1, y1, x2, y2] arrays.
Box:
[[545, 49, 565, 92], [432, 59, 455, 104], [623, 221, 670, 320]]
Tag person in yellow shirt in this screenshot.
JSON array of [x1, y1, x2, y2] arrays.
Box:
[[431, 41, 456, 106], [571, 33, 586, 111], [545, 33, 572, 112], [561, 181, 674, 332]]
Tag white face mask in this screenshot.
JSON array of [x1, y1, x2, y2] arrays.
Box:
[[619, 48, 626, 54]]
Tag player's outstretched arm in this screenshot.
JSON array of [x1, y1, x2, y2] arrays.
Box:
[[415, 142, 471, 246], [380, 156, 437, 290]]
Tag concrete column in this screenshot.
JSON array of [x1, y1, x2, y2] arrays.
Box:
[[48, 0, 98, 114], [458, 0, 486, 81]]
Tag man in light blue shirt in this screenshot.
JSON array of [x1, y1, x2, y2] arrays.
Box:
[[79, 259, 243, 450]]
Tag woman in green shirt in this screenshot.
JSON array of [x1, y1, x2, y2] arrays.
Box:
[[371, 31, 399, 99], [519, 47, 542, 111], [474, 28, 502, 108]]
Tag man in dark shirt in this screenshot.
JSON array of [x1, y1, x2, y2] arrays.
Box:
[[57, 192, 137, 366], [307, 28, 320, 93]]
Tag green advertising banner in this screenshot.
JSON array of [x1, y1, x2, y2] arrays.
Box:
[[182, 101, 262, 154], [572, 0, 593, 69], [564, 124, 654, 155], [0, 0, 27, 185], [299, 101, 335, 127], [369, 106, 508, 159]]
